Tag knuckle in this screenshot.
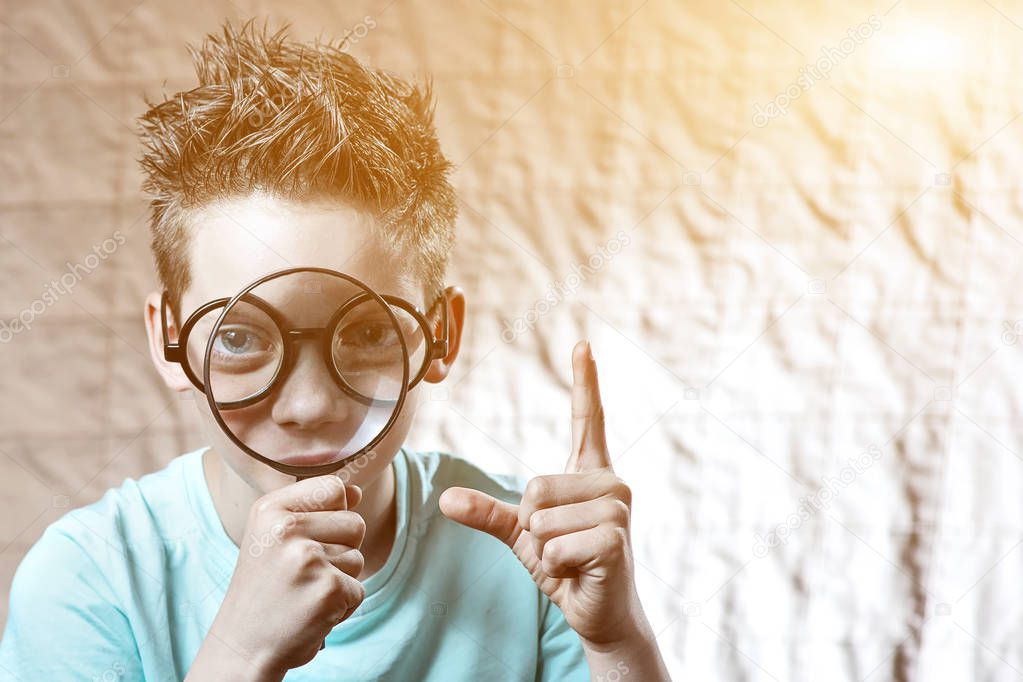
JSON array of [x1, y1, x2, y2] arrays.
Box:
[[329, 572, 362, 607], [604, 525, 628, 555], [327, 570, 348, 598], [529, 509, 548, 538], [252, 497, 279, 522], [608, 498, 631, 526], [349, 513, 367, 545], [611, 476, 632, 507], [289, 539, 323, 568], [274, 512, 300, 539], [348, 549, 365, 575], [542, 537, 564, 566], [524, 476, 553, 505], [327, 473, 348, 499]]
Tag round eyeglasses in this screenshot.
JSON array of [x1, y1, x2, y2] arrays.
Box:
[[160, 267, 450, 478]]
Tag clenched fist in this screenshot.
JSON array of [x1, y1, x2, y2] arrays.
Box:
[[187, 474, 367, 681]]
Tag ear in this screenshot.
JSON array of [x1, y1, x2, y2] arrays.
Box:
[[424, 285, 466, 383], [143, 290, 193, 394]]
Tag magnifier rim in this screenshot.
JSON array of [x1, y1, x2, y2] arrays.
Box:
[[201, 267, 411, 477]]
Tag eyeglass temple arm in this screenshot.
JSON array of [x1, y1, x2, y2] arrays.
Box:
[[430, 287, 451, 360], [160, 291, 184, 363]]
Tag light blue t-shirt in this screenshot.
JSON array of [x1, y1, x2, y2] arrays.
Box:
[[0, 447, 589, 681]]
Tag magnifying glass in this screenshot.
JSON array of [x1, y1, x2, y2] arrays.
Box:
[[199, 267, 412, 481]]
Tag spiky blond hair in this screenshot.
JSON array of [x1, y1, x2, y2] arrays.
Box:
[[136, 18, 457, 319]]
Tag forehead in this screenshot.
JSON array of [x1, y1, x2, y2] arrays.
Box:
[[183, 191, 418, 305]]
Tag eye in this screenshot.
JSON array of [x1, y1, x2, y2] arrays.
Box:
[[213, 326, 273, 357], [338, 320, 399, 348]]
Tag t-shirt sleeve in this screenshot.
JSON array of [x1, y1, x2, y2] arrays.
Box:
[[536, 598, 590, 681], [0, 524, 144, 682]]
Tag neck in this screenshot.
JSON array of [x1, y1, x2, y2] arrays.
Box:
[[203, 449, 397, 580]]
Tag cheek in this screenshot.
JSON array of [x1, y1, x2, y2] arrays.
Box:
[[193, 402, 293, 492], [193, 391, 274, 448], [193, 393, 265, 458], [218, 402, 271, 441], [383, 395, 418, 446], [340, 401, 418, 486]]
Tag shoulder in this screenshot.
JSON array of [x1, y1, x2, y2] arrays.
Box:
[[0, 496, 158, 680], [9, 517, 109, 603], [13, 448, 204, 601], [47, 448, 201, 558], [401, 447, 528, 505]]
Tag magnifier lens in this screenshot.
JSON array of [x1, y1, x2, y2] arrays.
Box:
[[203, 270, 410, 474], [331, 298, 424, 403]]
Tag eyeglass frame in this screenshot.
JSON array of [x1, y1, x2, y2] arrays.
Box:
[[160, 280, 451, 407]]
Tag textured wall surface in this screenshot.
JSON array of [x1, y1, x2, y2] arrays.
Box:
[[3, 0, 1023, 680]]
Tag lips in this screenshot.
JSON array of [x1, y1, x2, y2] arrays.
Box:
[[277, 451, 343, 466]]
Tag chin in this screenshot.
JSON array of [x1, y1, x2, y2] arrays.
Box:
[[210, 431, 406, 494], [225, 446, 297, 493]]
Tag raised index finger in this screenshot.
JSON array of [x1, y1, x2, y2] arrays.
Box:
[[567, 340, 612, 473]]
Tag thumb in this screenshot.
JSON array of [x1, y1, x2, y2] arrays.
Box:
[[439, 486, 521, 548]]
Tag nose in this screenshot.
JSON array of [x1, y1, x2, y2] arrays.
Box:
[[270, 342, 350, 429]]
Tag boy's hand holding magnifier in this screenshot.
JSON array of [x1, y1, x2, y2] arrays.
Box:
[[440, 341, 672, 681], [203, 473, 367, 677]]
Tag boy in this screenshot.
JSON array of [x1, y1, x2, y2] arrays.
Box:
[[0, 20, 669, 681]]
